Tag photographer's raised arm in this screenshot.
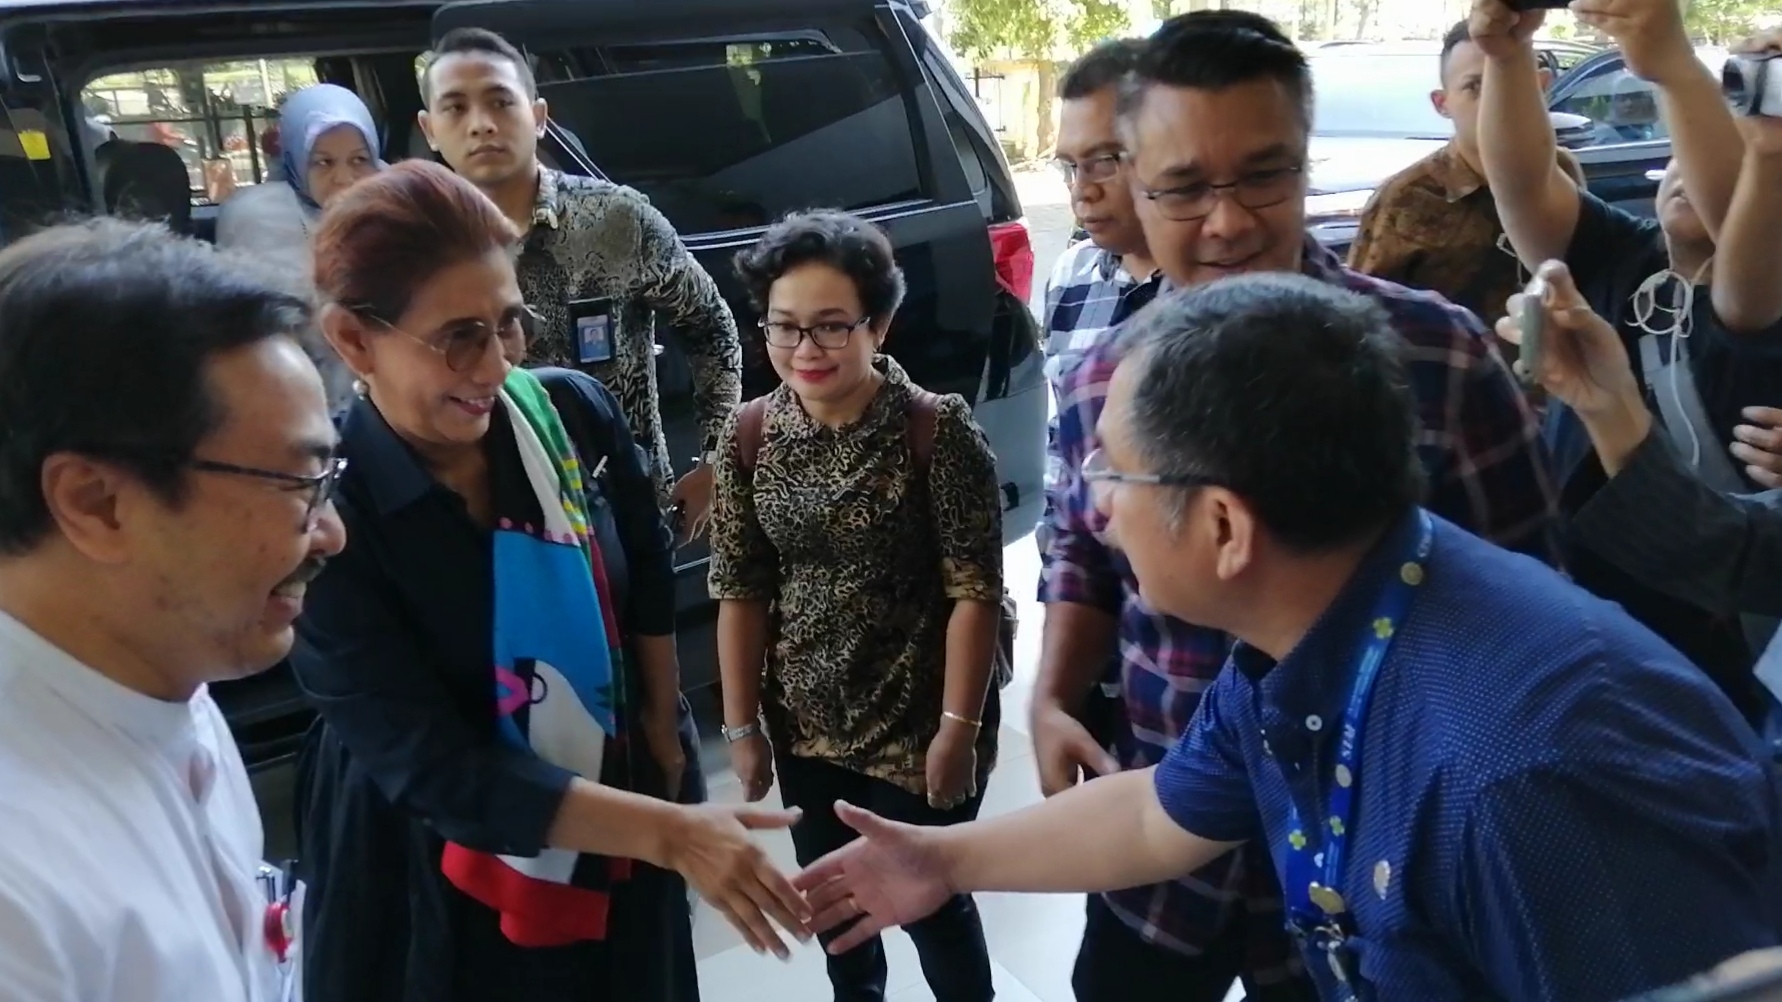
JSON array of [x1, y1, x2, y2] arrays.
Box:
[[1474, 4, 1579, 266], [1713, 137, 1782, 333], [1579, 0, 1745, 241], [1711, 31, 1782, 333]]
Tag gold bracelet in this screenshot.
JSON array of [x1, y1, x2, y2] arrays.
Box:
[[941, 710, 982, 729]]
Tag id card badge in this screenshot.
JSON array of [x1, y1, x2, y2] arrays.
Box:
[[571, 297, 616, 365]]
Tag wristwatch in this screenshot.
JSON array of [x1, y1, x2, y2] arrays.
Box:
[[721, 721, 760, 743]]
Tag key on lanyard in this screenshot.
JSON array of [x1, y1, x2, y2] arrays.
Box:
[[1324, 935, 1361, 1001]]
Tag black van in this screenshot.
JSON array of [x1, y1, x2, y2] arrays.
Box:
[[0, 0, 1046, 770]]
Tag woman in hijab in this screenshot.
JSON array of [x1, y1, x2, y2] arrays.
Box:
[[217, 83, 383, 262], [218, 82, 384, 403]]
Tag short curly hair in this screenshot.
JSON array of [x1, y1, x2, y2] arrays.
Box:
[[732, 209, 906, 321]]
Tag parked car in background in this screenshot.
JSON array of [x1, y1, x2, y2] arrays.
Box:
[[1305, 40, 1720, 254], [0, 0, 1047, 769]]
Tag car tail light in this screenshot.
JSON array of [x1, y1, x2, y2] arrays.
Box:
[[988, 220, 1034, 303]]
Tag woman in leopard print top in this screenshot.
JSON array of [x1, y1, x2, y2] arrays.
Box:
[[707, 210, 1004, 1002]]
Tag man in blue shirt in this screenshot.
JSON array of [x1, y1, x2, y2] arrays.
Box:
[[792, 273, 1782, 1001]]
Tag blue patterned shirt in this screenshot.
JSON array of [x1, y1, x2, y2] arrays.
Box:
[[1158, 511, 1782, 1001], [1040, 237, 1560, 965]]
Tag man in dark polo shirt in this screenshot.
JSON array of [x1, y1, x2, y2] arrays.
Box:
[[789, 272, 1782, 1002]]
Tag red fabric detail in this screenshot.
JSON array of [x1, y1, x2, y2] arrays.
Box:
[[583, 531, 624, 649], [442, 842, 613, 947]]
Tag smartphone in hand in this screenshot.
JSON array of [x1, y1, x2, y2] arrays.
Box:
[[1512, 274, 1549, 385]]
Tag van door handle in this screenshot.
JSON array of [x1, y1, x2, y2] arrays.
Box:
[[1645, 169, 1666, 182]]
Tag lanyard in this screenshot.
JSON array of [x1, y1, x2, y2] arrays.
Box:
[[1280, 511, 1433, 996]]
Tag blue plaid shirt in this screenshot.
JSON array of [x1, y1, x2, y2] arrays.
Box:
[[1040, 237, 1561, 975], [1039, 240, 1163, 544]]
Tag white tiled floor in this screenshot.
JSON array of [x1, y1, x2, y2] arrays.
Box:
[[690, 541, 1248, 1002]]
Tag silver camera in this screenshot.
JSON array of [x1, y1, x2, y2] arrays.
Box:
[[1723, 52, 1782, 118], [1512, 274, 1548, 386]]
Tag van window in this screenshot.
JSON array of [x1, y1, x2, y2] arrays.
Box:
[[945, 114, 988, 194], [533, 29, 924, 234], [0, 92, 83, 244], [1550, 61, 1670, 148], [81, 58, 320, 205]]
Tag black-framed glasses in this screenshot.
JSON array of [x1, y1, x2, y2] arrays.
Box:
[[1052, 153, 1122, 186], [1081, 447, 1215, 503], [1139, 164, 1305, 221], [189, 456, 349, 531], [759, 316, 871, 351], [359, 306, 538, 372]]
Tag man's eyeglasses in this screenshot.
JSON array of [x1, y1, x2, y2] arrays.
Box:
[[1139, 164, 1305, 222], [759, 317, 871, 351], [1081, 447, 1215, 504], [1052, 154, 1122, 186], [188, 456, 349, 532], [359, 306, 538, 372]]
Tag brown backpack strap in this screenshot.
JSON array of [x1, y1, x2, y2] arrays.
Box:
[[905, 389, 940, 473], [736, 396, 772, 476]]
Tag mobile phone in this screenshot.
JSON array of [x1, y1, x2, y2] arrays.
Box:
[[1504, 0, 1574, 9], [666, 500, 687, 538], [1512, 274, 1548, 385]]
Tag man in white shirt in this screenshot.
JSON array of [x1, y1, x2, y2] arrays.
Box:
[[0, 218, 347, 1001]]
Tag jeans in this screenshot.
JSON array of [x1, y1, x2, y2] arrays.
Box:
[[775, 753, 994, 1002]]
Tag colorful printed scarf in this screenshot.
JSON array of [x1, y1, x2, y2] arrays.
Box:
[[439, 367, 634, 946]]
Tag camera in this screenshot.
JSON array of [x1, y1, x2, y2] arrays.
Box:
[[1511, 274, 1548, 386], [1723, 52, 1782, 118]]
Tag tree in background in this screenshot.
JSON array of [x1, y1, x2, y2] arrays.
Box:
[[946, 0, 1130, 154], [1682, 0, 1769, 43], [947, 0, 1131, 61]]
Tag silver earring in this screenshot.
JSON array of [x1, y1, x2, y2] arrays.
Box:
[[352, 378, 369, 397]]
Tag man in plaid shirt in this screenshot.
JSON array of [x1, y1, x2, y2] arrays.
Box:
[[1040, 39, 1164, 552], [1032, 12, 1561, 1002]]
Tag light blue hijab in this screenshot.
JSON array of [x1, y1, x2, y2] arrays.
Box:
[[278, 83, 385, 213]]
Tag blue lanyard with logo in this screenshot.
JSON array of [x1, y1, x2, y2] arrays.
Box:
[[1280, 511, 1433, 999]]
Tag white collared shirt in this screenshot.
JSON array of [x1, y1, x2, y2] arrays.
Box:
[[0, 610, 281, 1001]]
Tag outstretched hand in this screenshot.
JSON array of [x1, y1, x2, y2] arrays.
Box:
[[790, 801, 957, 954], [666, 803, 812, 958]]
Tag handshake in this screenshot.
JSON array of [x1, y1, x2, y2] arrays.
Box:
[[664, 797, 966, 961]]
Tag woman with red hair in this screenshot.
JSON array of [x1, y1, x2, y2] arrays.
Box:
[[290, 160, 809, 1001]]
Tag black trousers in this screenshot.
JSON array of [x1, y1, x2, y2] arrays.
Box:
[[775, 753, 994, 1002], [667, 694, 706, 1002], [1071, 895, 1317, 1002]]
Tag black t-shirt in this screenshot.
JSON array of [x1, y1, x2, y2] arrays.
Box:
[[1548, 192, 1782, 725], [1553, 191, 1782, 484]]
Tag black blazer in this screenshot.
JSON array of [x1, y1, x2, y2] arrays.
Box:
[[288, 371, 678, 1002]]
